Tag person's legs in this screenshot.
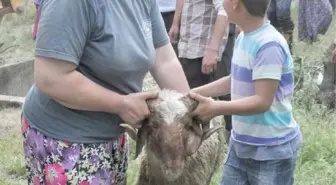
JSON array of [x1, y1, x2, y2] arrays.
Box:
[[267, 0, 279, 30], [180, 57, 213, 88], [275, 0, 294, 53], [246, 157, 298, 185], [219, 143, 249, 185], [161, 11, 179, 56], [21, 115, 129, 185]]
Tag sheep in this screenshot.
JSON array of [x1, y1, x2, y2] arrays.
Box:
[[121, 89, 229, 185]]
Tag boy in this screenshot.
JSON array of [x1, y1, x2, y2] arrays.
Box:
[[189, 0, 302, 184]]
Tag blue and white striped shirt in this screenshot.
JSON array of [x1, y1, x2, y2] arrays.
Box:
[[229, 21, 302, 160]]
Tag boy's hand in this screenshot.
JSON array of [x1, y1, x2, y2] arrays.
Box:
[[189, 92, 218, 120]]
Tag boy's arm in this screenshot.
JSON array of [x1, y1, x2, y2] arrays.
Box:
[[214, 42, 286, 116], [191, 76, 231, 97], [214, 79, 279, 115]]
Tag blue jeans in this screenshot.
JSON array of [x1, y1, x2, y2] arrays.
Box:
[[219, 143, 298, 185]]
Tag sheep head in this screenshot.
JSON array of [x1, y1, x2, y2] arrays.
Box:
[[120, 90, 223, 181]]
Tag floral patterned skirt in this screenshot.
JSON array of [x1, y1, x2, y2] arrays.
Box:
[[21, 115, 129, 185]]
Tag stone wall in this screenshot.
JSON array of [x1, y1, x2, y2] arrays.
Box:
[[0, 60, 34, 97]]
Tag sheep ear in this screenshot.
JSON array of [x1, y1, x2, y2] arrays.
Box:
[[146, 98, 160, 113], [184, 120, 203, 156], [179, 95, 198, 112], [184, 128, 202, 156], [135, 121, 150, 159]]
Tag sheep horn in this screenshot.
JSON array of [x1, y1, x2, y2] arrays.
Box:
[[120, 123, 138, 140], [202, 126, 225, 141]]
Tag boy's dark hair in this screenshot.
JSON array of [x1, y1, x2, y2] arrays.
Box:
[[240, 0, 271, 17]]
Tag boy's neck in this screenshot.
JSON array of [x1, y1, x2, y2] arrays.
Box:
[[238, 16, 265, 34]]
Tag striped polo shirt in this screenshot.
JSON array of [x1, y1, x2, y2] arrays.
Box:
[[230, 21, 299, 146]]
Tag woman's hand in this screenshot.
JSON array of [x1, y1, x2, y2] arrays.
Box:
[[188, 92, 219, 121], [117, 91, 158, 127]]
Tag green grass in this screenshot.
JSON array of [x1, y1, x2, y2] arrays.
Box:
[[0, 1, 336, 185]]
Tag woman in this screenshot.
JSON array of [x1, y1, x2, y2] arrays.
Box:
[[21, 0, 190, 184]]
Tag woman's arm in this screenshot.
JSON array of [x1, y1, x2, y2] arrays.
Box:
[[191, 76, 231, 97], [32, 0, 125, 113], [150, 44, 190, 93], [35, 56, 158, 124], [149, 0, 190, 93], [35, 56, 124, 113]]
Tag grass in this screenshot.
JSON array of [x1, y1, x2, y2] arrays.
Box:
[[0, 1, 336, 185]]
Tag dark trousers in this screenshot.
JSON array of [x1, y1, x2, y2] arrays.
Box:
[[180, 33, 235, 132], [267, 0, 294, 52], [214, 33, 235, 132], [161, 11, 178, 56], [267, 0, 294, 33], [180, 58, 214, 89]]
